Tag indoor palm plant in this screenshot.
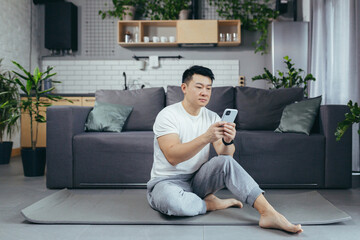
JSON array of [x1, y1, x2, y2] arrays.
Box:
[[208, 0, 279, 54], [335, 100, 360, 141], [252, 56, 316, 97], [10, 61, 67, 176], [0, 59, 20, 164]]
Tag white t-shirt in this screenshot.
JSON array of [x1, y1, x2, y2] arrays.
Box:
[[150, 102, 221, 180]]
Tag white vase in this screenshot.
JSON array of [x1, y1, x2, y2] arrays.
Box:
[[179, 9, 190, 20], [123, 5, 135, 20]]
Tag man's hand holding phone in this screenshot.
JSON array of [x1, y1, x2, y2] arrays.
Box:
[[222, 122, 236, 143], [221, 109, 237, 144], [204, 109, 237, 144], [205, 121, 227, 143]]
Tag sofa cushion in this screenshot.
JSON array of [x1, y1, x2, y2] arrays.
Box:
[[166, 85, 234, 117], [73, 131, 154, 186], [95, 88, 165, 131], [209, 130, 325, 187], [275, 96, 322, 135], [235, 87, 304, 130], [166, 86, 184, 106], [84, 101, 133, 132]]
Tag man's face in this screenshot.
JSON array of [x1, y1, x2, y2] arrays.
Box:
[[182, 74, 212, 107]]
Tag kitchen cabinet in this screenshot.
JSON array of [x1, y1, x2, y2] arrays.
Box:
[[118, 20, 241, 47], [20, 96, 95, 148], [82, 97, 96, 106], [50, 97, 82, 106], [177, 20, 218, 44]]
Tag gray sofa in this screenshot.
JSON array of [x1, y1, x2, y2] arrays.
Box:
[[46, 86, 352, 189]]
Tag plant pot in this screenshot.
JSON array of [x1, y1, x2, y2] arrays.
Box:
[[0, 141, 13, 164], [179, 9, 190, 20], [123, 5, 135, 20], [21, 147, 46, 177]]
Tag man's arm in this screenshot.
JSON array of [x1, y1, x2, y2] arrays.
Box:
[[213, 122, 236, 156], [157, 121, 227, 166]]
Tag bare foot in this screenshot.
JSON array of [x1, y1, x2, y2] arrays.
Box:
[[204, 194, 243, 212], [259, 209, 303, 234]]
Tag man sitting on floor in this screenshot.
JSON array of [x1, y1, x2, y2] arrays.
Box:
[[147, 65, 303, 234]]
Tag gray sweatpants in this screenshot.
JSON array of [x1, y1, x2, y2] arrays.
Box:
[[147, 155, 264, 216]]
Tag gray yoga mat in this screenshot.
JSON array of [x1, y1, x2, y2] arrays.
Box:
[[21, 189, 351, 225]]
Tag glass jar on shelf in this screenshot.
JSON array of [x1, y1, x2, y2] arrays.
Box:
[[226, 33, 231, 42], [232, 33, 238, 41], [219, 33, 225, 42], [125, 31, 131, 43], [134, 27, 139, 43]]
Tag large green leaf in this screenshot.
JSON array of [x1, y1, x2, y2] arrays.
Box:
[[26, 78, 33, 95], [0, 101, 9, 108], [33, 67, 41, 85], [335, 100, 360, 141], [14, 78, 27, 94], [41, 72, 56, 82], [12, 61, 32, 80], [38, 87, 55, 95], [35, 115, 46, 123], [12, 71, 29, 82]]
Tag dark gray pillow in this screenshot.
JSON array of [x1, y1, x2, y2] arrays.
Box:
[[235, 87, 304, 130], [275, 96, 322, 135], [166, 85, 234, 117], [95, 88, 165, 131], [84, 101, 133, 132], [166, 86, 184, 106]]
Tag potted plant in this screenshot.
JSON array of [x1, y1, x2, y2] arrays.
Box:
[[0, 59, 20, 165], [177, 1, 192, 20], [335, 100, 360, 141], [99, 0, 145, 20], [208, 0, 279, 54], [144, 0, 191, 20], [252, 56, 316, 97], [10, 61, 68, 176]]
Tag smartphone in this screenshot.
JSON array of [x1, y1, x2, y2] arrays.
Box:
[[221, 109, 238, 123]]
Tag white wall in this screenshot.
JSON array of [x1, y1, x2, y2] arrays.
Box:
[[0, 0, 41, 148], [42, 59, 240, 93]]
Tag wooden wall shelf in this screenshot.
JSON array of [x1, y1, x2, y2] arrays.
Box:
[[118, 20, 241, 47]]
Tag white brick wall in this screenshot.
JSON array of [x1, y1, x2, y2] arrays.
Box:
[[42, 59, 239, 93]]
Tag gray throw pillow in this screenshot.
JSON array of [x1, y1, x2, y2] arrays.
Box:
[[235, 87, 304, 130], [84, 101, 133, 132], [166, 85, 234, 117], [95, 88, 165, 131], [275, 96, 322, 135]]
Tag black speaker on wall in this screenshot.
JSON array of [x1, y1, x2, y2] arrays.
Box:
[[45, 1, 78, 51]]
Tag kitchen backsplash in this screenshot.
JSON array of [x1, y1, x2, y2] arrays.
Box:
[[42, 59, 239, 93]]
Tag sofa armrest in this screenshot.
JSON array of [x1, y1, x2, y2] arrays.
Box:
[[320, 105, 352, 188], [46, 105, 92, 189]]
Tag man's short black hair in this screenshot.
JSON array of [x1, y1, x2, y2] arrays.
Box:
[[182, 65, 215, 84]]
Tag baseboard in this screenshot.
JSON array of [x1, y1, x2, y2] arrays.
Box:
[[11, 148, 21, 157]]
